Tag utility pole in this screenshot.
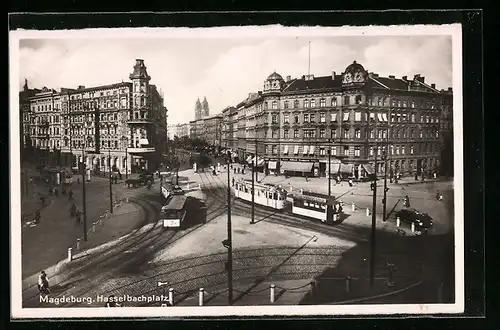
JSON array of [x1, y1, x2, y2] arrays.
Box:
[[251, 140, 255, 225], [382, 150, 388, 221], [226, 150, 233, 305], [82, 145, 88, 241], [370, 143, 378, 287], [254, 138, 258, 183], [328, 139, 332, 197], [108, 147, 113, 214]]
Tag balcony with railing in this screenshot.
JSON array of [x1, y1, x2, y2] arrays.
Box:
[[127, 111, 155, 125]]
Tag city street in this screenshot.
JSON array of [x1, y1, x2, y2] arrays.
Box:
[[20, 168, 164, 279], [22, 164, 455, 307]]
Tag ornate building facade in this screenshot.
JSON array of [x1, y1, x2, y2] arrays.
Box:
[[23, 59, 168, 174], [222, 61, 453, 178]]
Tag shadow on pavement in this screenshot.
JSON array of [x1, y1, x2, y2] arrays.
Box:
[[299, 227, 455, 305]]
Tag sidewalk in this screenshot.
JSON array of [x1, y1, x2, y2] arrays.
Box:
[[20, 175, 149, 279]]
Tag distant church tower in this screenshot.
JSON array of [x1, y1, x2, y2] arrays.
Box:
[[202, 96, 210, 117], [194, 97, 203, 120]]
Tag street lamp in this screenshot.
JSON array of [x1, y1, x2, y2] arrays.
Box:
[[224, 150, 233, 305], [328, 138, 334, 198], [81, 135, 92, 241], [250, 138, 258, 225], [108, 145, 113, 214], [382, 150, 388, 222], [369, 143, 378, 287], [121, 135, 129, 179]]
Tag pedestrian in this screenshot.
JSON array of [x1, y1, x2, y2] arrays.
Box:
[[70, 203, 76, 217], [68, 190, 74, 201], [62, 185, 66, 194], [114, 176, 118, 184], [54, 188, 59, 197], [48, 187, 53, 195], [348, 179, 353, 187], [76, 210, 82, 223], [40, 196, 46, 206], [232, 177, 235, 186], [34, 209, 41, 224]]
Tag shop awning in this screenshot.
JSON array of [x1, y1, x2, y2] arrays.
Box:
[[246, 156, 253, 163], [249, 156, 256, 164], [362, 164, 375, 175], [281, 161, 313, 172], [139, 138, 149, 145], [293, 146, 299, 155], [339, 163, 354, 174], [327, 163, 341, 174], [268, 161, 277, 170], [257, 158, 265, 166]]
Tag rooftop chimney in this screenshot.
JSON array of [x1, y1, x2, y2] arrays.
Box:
[[402, 76, 407, 81], [431, 83, 436, 89], [388, 75, 395, 79], [78, 85, 85, 89], [332, 71, 336, 80], [286, 75, 291, 82], [448, 87, 453, 92], [372, 73, 379, 78], [414, 74, 421, 81]]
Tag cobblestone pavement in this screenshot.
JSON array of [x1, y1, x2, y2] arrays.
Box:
[[20, 171, 163, 279], [22, 164, 453, 307]]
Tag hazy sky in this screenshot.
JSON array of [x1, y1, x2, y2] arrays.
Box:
[[19, 35, 452, 124]]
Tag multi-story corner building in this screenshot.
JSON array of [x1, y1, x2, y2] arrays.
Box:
[[221, 106, 238, 150], [24, 59, 168, 174], [19, 79, 41, 158], [223, 61, 453, 179], [203, 114, 223, 148]]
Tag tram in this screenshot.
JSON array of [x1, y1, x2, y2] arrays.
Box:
[[233, 179, 287, 210], [290, 192, 342, 225], [160, 195, 188, 229]]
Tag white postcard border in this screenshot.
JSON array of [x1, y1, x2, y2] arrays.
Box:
[[9, 23, 464, 318]]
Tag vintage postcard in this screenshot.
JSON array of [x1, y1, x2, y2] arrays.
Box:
[[9, 23, 464, 318]]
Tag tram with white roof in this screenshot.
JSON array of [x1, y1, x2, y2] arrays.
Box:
[[160, 195, 188, 229], [233, 179, 287, 210]]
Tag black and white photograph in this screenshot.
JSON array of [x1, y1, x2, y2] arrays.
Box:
[[9, 24, 464, 318]]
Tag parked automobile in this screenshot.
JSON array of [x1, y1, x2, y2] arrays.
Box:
[[138, 173, 154, 184], [171, 185, 185, 196], [395, 208, 434, 228]]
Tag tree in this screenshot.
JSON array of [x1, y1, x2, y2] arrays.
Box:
[[198, 152, 212, 169]]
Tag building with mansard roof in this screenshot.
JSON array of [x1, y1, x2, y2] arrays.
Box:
[[221, 61, 453, 179], [22, 59, 168, 174]]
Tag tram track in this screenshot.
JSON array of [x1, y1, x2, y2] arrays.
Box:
[[29, 171, 234, 307], [203, 171, 368, 243]]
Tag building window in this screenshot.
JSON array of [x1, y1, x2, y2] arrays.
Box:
[[401, 146, 405, 154], [320, 129, 326, 138], [272, 145, 278, 155], [354, 112, 361, 121], [354, 147, 360, 157], [294, 100, 299, 108], [331, 146, 337, 156], [332, 98, 337, 106], [304, 114, 310, 123], [320, 98, 326, 107], [369, 129, 374, 139], [411, 100, 415, 108], [310, 99, 316, 108], [343, 129, 349, 139], [343, 146, 349, 156], [284, 113, 289, 123], [331, 129, 337, 139], [343, 112, 350, 122], [410, 145, 414, 154], [284, 129, 289, 139], [284, 101, 289, 109], [355, 129, 361, 139], [272, 101, 278, 109], [331, 112, 338, 122], [320, 148, 325, 156], [294, 114, 299, 123], [355, 95, 362, 104], [369, 147, 374, 156], [396, 146, 400, 155], [264, 102, 268, 109], [272, 130, 278, 138], [344, 96, 350, 106], [320, 113, 326, 123], [294, 129, 299, 138], [272, 114, 278, 124], [436, 130, 439, 138], [304, 99, 310, 108], [310, 114, 315, 123], [420, 130, 423, 138], [403, 100, 407, 108]]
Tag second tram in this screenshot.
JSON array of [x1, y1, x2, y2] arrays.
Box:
[[233, 179, 287, 210]]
